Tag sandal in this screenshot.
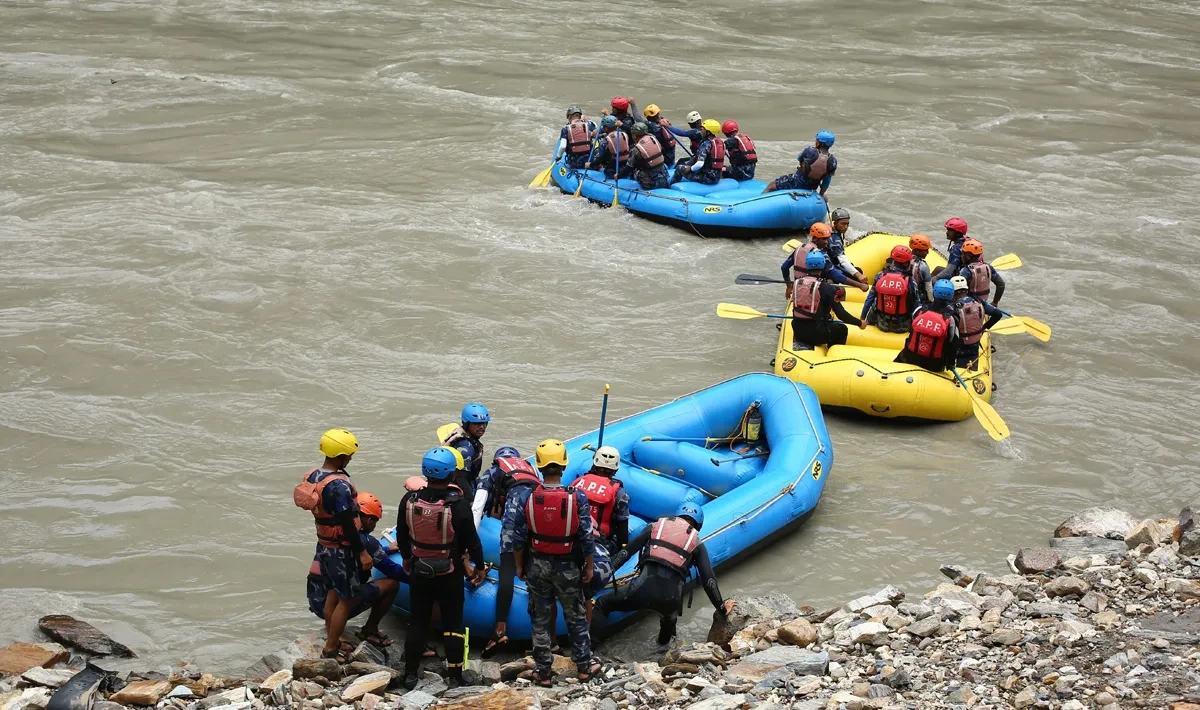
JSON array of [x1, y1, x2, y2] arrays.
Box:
[[577, 657, 602, 682], [320, 647, 352, 663], [422, 643, 439, 659], [356, 628, 394, 647], [535, 666, 553, 688], [481, 631, 509, 659]]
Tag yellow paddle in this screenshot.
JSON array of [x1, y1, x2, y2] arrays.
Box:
[[951, 368, 1010, 441], [528, 165, 553, 188], [573, 174, 585, 198], [436, 422, 458, 444], [990, 254, 1022, 270], [716, 303, 789, 321], [990, 319, 1027, 336], [781, 238, 801, 253], [996, 310, 1052, 342]]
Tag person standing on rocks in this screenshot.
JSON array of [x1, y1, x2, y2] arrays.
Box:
[[505, 439, 601, 686], [593, 502, 735, 646], [293, 428, 372, 663], [305, 492, 403, 649], [394, 447, 486, 689]]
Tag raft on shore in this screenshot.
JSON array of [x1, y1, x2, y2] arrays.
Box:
[[381, 373, 833, 640], [548, 157, 827, 239], [774, 232, 993, 422]]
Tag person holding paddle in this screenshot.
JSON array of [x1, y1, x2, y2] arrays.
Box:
[[585, 115, 629, 180], [641, 104, 678, 167], [788, 251, 863, 351], [622, 123, 670, 189], [670, 119, 726, 186], [555, 106, 597, 170], [950, 275, 1003, 371]]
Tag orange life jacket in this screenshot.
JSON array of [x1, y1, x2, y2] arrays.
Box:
[[729, 135, 757, 164], [645, 516, 700, 575], [294, 469, 360, 548], [792, 275, 822, 319], [566, 119, 592, 155]]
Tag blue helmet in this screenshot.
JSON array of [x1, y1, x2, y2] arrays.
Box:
[[932, 279, 955, 301], [493, 445, 521, 461], [422, 446, 464, 480], [804, 251, 826, 270], [461, 403, 490, 424], [815, 130, 835, 146], [676, 501, 704, 530], [601, 115, 618, 129]]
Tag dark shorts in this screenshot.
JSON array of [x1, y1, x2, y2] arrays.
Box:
[[316, 545, 362, 601], [773, 171, 819, 191], [306, 574, 380, 619]]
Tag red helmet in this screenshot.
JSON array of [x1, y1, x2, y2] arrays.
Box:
[[355, 492, 383, 520], [611, 96, 630, 111], [721, 120, 739, 134], [889, 245, 913, 263], [944, 217, 968, 235]]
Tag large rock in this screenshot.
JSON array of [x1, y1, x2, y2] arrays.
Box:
[[292, 658, 343, 681], [109, 680, 172, 706], [707, 594, 799, 646], [1014, 548, 1060, 574], [3, 688, 51, 710], [849, 622, 890, 646], [341, 672, 391, 702], [438, 689, 537, 710], [260, 670, 292, 692], [247, 634, 323, 678], [1165, 578, 1200, 599], [984, 629, 1023, 646], [19, 668, 78, 689], [924, 583, 982, 617], [400, 690, 438, 709], [776, 619, 817, 647], [0, 644, 69, 676], [726, 648, 828, 681], [1125, 519, 1162, 550], [1043, 576, 1089, 599], [905, 616, 944, 638], [682, 694, 746, 710], [36, 616, 135, 659], [843, 586, 905, 614], [1055, 508, 1137, 539]]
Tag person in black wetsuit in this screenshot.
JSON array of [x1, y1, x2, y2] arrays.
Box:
[[787, 251, 864, 351], [591, 502, 735, 646]]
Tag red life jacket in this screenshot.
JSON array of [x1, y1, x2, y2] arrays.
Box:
[[604, 131, 629, 165], [792, 275, 822, 319], [702, 139, 725, 172], [405, 493, 455, 571], [566, 119, 592, 155], [646, 517, 700, 575], [294, 469, 360, 548], [488, 457, 541, 518], [956, 300, 986, 346], [874, 268, 911, 316], [526, 485, 580, 556], [729, 135, 757, 164], [654, 118, 677, 150], [634, 135, 665, 169], [575, 473, 623, 537], [805, 151, 831, 181], [966, 262, 991, 299], [907, 308, 951, 358]]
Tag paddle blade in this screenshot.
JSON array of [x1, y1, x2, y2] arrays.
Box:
[[528, 165, 552, 188], [573, 177, 584, 198], [971, 397, 1011, 441], [735, 273, 787, 286], [990, 318, 1026, 335], [1020, 316, 1052, 342], [716, 302, 768, 320], [436, 422, 458, 444], [611, 187, 619, 207], [781, 238, 802, 253], [991, 254, 1023, 270]]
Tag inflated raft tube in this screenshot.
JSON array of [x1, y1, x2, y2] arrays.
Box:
[[774, 232, 994, 422], [380, 373, 833, 640], [548, 157, 827, 239]]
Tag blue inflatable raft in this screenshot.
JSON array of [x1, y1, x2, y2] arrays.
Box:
[[380, 373, 833, 640], [547, 157, 827, 239]]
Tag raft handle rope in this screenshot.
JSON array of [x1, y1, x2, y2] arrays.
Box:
[[780, 345, 992, 383]]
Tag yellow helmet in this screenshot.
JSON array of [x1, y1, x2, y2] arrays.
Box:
[[643, 104, 661, 118], [319, 428, 359, 458], [535, 439, 568, 468], [701, 119, 721, 135]]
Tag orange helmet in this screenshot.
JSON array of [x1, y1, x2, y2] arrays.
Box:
[[962, 238, 983, 256], [889, 245, 913, 263], [908, 233, 931, 251], [355, 492, 383, 520], [404, 476, 427, 492], [809, 222, 832, 239]]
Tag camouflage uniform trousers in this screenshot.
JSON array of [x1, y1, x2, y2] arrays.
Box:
[[527, 555, 591, 669], [867, 310, 912, 334]]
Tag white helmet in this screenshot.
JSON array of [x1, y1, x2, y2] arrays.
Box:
[[950, 275, 969, 291], [592, 446, 620, 472], [686, 111, 702, 124]]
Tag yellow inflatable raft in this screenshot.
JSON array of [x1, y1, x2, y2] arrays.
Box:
[[774, 232, 993, 422]]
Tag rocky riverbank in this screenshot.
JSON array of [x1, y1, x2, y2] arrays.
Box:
[[4, 507, 1200, 710]]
